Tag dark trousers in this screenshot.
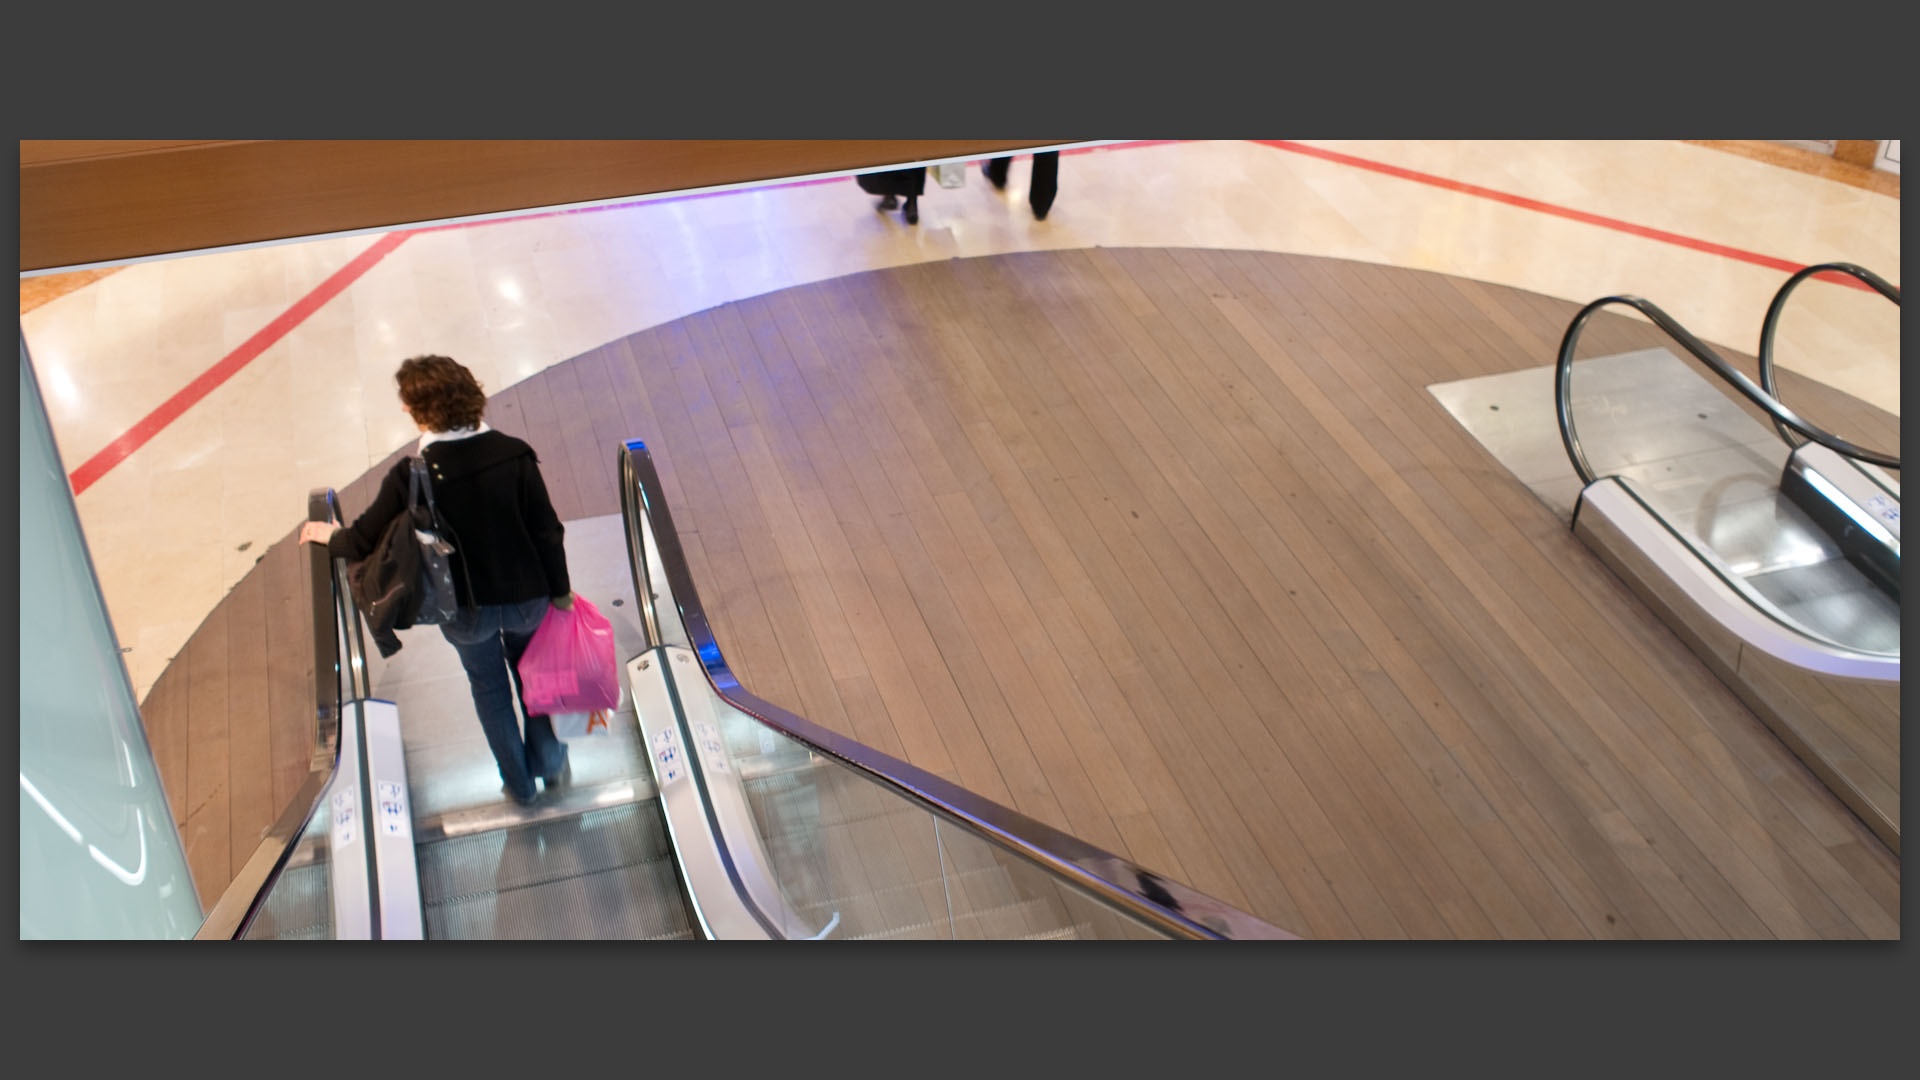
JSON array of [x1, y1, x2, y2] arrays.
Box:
[[983, 151, 1059, 217], [439, 597, 565, 802], [855, 167, 926, 198]]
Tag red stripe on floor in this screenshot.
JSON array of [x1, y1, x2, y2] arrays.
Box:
[[67, 230, 414, 496], [1254, 140, 1890, 294]]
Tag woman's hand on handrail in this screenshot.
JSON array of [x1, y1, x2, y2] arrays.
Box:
[[300, 521, 341, 546]]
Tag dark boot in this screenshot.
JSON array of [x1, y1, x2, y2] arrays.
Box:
[[1029, 151, 1059, 220]]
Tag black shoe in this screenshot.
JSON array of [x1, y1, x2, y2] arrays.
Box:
[[903, 196, 919, 225], [878, 194, 899, 210], [1034, 208, 1049, 221], [542, 747, 572, 789], [503, 784, 540, 807], [983, 161, 1008, 190]]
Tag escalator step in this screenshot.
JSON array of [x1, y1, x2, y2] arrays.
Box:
[[426, 858, 695, 940], [417, 802, 671, 902], [243, 860, 332, 940], [417, 800, 695, 940]]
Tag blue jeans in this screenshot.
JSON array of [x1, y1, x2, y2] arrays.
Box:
[[438, 597, 565, 802]]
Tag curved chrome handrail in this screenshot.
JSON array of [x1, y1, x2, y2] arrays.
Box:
[[619, 439, 1295, 940], [1554, 295, 1900, 487], [1757, 262, 1901, 454], [197, 490, 356, 939]]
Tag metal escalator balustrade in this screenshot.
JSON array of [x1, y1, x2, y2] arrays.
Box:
[[1552, 286, 1899, 853], [1554, 293, 1898, 489], [1756, 262, 1900, 598], [203, 490, 355, 939], [208, 486, 700, 941], [617, 438, 1297, 940], [227, 496, 427, 939], [1553, 293, 1900, 662]]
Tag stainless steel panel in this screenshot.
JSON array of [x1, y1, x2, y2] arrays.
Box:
[[1430, 347, 1784, 519]]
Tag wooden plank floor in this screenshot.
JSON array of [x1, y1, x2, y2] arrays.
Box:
[[138, 248, 1900, 936]]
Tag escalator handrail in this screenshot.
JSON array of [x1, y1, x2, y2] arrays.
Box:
[[196, 490, 358, 939], [1756, 261, 1901, 454], [1554, 295, 1901, 487], [619, 440, 1296, 940]]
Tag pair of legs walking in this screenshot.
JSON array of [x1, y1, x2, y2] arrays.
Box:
[[983, 151, 1058, 219], [858, 167, 925, 224], [439, 597, 568, 804]]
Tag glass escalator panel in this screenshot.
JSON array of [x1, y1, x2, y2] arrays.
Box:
[[1562, 338, 1896, 657], [240, 801, 334, 940], [693, 677, 1178, 941]]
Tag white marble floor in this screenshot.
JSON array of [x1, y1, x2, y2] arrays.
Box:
[[17, 140, 1902, 701]]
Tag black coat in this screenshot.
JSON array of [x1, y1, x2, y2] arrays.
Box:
[[331, 431, 571, 615], [855, 167, 926, 198]]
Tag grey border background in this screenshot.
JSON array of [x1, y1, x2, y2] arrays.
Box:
[[4, 7, 1911, 1074]]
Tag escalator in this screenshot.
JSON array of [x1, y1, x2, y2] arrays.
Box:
[[1555, 263, 1900, 851], [203, 440, 1293, 940]]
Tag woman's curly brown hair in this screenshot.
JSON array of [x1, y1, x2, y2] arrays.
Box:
[[396, 355, 487, 432]]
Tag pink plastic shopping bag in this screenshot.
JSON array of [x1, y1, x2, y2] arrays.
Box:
[[517, 596, 621, 714]]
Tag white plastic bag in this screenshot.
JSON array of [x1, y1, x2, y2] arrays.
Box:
[[933, 162, 966, 189], [551, 708, 614, 740]]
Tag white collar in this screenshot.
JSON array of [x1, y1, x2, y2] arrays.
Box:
[[418, 422, 490, 454]]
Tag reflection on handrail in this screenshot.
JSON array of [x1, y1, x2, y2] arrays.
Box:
[[1554, 295, 1900, 487], [1757, 262, 1901, 455], [312, 489, 345, 753], [618, 447, 663, 650], [618, 439, 1296, 940], [196, 489, 355, 939]]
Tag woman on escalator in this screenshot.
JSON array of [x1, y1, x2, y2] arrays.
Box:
[[300, 354, 574, 807]]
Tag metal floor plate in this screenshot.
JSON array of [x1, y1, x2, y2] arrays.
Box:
[[417, 801, 694, 940], [1428, 347, 1787, 520]]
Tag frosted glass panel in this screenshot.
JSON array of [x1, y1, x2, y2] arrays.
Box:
[[18, 340, 201, 938]]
